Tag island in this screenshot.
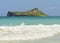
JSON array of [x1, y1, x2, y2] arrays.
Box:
[[7, 8, 48, 16]]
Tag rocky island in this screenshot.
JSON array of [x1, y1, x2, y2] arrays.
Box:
[[7, 8, 48, 16]]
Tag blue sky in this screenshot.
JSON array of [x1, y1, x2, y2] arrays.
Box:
[[0, 0, 60, 16]]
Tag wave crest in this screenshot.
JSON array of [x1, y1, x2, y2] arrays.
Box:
[[0, 23, 60, 40]]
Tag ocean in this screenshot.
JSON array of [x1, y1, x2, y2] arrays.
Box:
[[0, 16, 60, 43], [0, 16, 60, 25]]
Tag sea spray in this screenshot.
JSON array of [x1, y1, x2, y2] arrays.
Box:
[[0, 23, 60, 40]]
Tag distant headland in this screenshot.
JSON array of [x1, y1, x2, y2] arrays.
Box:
[[7, 8, 48, 16]]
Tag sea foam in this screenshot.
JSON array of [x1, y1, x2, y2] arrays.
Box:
[[0, 23, 60, 40]]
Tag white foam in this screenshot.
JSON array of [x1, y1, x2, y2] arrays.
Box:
[[0, 23, 60, 40]]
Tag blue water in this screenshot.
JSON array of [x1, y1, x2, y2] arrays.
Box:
[[0, 16, 60, 26]]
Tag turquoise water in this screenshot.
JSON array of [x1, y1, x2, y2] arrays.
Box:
[[0, 16, 60, 26]]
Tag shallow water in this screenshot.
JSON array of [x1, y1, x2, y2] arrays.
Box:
[[0, 16, 60, 43], [0, 36, 60, 43]]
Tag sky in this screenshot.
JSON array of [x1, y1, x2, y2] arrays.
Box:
[[0, 0, 60, 16]]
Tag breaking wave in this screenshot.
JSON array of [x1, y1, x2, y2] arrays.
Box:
[[0, 22, 60, 40]]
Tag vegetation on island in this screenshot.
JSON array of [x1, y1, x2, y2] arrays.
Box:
[[7, 8, 48, 16]]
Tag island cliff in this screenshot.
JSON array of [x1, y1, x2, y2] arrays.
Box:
[[7, 8, 48, 16]]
